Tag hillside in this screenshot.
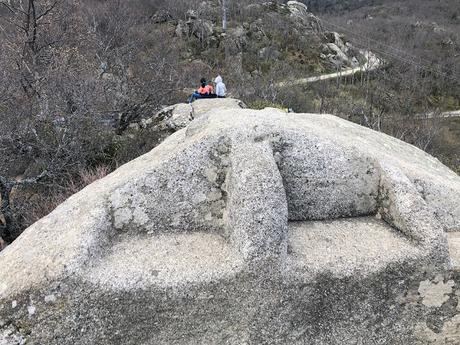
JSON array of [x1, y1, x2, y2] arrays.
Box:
[[168, 1, 366, 78], [321, 0, 460, 87], [315, 0, 460, 173], [0, 0, 381, 243]]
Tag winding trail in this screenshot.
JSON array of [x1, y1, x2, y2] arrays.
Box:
[[277, 49, 382, 87], [415, 110, 460, 119], [442, 110, 460, 118], [429, 110, 460, 119], [275, 49, 460, 119]]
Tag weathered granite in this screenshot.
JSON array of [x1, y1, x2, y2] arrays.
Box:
[[130, 98, 246, 135], [1, 99, 459, 344]]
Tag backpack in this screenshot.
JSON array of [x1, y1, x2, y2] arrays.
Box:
[[205, 85, 214, 94]]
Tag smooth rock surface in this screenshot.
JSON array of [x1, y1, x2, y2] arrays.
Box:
[[288, 217, 422, 277], [0, 99, 459, 344]]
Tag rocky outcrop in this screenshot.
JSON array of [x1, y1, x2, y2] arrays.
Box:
[[322, 31, 361, 67], [1, 99, 459, 344], [162, 1, 368, 77], [286, 2, 364, 68], [287, 1, 309, 17], [174, 4, 221, 48], [287, 1, 323, 32], [129, 98, 247, 132]]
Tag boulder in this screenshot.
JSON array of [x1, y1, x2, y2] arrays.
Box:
[[326, 32, 348, 51], [175, 18, 215, 45], [190, 97, 246, 117], [259, 46, 281, 60], [1, 99, 460, 344], [136, 98, 247, 133], [287, 1, 323, 32], [324, 43, 350, 65], [287, 1, 309, 19], [186, 9, 197, 20], [151, 103, 194, 132], [151, 9, 173, 24], [322, 31, 371, 69], [174, 20, 187, 38]]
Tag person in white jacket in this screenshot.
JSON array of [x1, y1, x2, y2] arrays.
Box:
[[215, 75, 227, 98]]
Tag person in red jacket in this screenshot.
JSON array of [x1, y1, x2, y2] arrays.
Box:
[[189, 78, 216, 103], [197, 78, 208, 94]]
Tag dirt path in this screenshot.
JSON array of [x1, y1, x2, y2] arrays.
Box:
[[275, 50, 460, 119], [435, 110, 460, 118], [277, 49, 382, 87], [415, 110, 460, 119]]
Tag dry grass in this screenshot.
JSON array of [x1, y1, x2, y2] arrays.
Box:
[[21, 166, 111, 227], [431, 117, 460, 174], [66, 166, 111, 196]]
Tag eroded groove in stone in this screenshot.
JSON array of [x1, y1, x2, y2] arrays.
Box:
[[287, 217, 422, 277], [274, 131, 380, 221], [86, 233, 243, 290]]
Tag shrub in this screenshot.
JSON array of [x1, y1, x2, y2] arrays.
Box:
[[19, 166, 111, 230]]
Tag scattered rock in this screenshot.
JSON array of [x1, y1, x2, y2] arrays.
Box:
[[258, 46, 281, 60], [287, 1, 309, 18], [150, 9, 173, 24]]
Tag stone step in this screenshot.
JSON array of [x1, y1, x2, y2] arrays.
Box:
[[85, 233, 242, 290]]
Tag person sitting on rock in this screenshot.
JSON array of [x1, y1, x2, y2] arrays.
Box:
[[205, 80, 214, 95], [189, 78, 215, 103], [201, 80, 217, 99], [215, 75, 227, 98]]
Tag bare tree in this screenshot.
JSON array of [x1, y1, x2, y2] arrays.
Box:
[[0, 0, 63, 113], [222, 0, 228, 31], [0, 172, 46, 242]]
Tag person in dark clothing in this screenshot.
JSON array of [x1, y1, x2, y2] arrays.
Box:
[[188, 78, 216, 103]]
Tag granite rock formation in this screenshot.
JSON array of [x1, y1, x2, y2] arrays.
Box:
[[1, 99, 459, 344]]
